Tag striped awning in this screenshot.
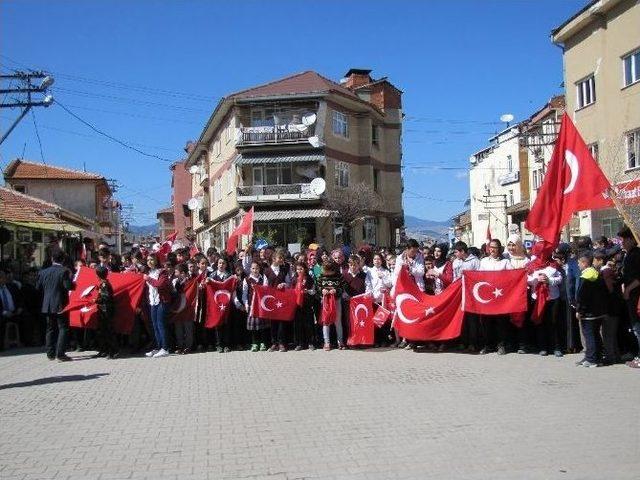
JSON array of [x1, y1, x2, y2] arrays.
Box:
[[254, 209, 333, 222], [236, 153, 324, 165]]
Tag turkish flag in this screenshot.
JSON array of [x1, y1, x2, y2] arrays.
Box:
[[252, 284, 297, 322], [66, 267, 146, 334], [171, 277, 198, 323], [189, 243, 200, 258], [320, 293, 337, 326], [204, 277, 237, 328], [372, 305, 392, 327], [156, 231, 178, 264], [393, 268, 464, 341], [347, 294, 375, 346], [525, 113, 613, 244], [226, 207, 254, 255], [462, 269, 527, 315]]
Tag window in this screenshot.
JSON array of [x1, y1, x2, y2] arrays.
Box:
[[627, 129, 640, 170], [363, 217, 377, 244], [373, 169, 379, 192], [332, 111, 349, 138], [214, 139, 221, 157], [602, 217, 624, 239], [532, 169, 544, 190], [576, 75, 596, 109], [213, 179, 222, 203], [371, 124, 379, 147], [588, 142, 599, 163], [508, 189, 514, 206], [334, 161, 349, 188], [225, 169, 233, 194], [253, 163, 291, 186], [623, 49, 640, 87], [507, 155, 513, 173], [13, 185, 26, 193]]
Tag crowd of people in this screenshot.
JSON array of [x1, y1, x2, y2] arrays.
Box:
[[1, 226, 639, 370]]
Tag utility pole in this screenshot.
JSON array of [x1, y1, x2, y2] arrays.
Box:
[[1, 71, 55, 145]]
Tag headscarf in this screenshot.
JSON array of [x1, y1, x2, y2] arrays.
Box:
[[527, 241, 558, 324], [433, 243, 449, 268], [507, 234, 526, 257]]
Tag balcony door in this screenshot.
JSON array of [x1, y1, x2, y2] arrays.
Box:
[[252, 167, 263, 195]]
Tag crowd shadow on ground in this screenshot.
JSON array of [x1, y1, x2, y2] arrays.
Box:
[[0, 373, 109, 390]]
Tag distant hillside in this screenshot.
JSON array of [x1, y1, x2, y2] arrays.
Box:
[[404, 215, 451, 241], [127, 223, 158, 236]]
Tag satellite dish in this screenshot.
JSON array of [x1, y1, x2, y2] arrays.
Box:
[[293, 123, 308, 132], [187, 198, 199, 210], [500, 113, 514, 123], [308, 136, 321, 148], [309, 178, 326, 195], [188, 165, 199, 174], [302, 113, 317, 126]]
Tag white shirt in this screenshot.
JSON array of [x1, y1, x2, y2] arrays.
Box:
[[391, 252, 425, 294], [479, 256, 512, 271], [146, 268, 161, 306], [452, 254, 480, 280], [368, 266, 392, 303]]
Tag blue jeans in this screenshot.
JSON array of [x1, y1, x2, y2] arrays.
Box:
[[150, 303, 168, 350], [580, 317, 603, 364]]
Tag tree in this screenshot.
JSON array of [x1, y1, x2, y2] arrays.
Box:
[[324, 182, 382, 246]]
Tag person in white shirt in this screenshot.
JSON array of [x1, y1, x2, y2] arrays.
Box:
[[452, 241, 481, 351], [505, 234, 530, 269], [368, 253, 392, 304], [391, 239, 425, 295]]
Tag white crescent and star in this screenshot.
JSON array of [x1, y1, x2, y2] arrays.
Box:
[[472, 282, 503, 304], [354, 304, 369, 327], [563, 149, 579, 195], [214, 290, 231, 306]]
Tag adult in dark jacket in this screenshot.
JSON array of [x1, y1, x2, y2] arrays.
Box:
[[36, 250, 73, 361]]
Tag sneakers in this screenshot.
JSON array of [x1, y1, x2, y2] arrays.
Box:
[[323, 343, 331, 351], [308, 344, 316, 351], [397, 340, 408, 349], [517, 348, 526, 354], [268, 344, 278, 352], [553, 350, 564, 358], [152, 349, 169, 358], [497, 346, 506, 355], [278, 344, 287, 352], [223, 347, 231, 353], [539, 350, 548, 356], [294, 345, 303, 351], [582, 360, 599, 368], [145, 349, 159, 357], [259, 343, 267, 352], [250, 344, 259, 352]]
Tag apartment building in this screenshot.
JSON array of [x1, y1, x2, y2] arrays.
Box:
[[552, 0, 640, 238], [185, 69, 404, 251]]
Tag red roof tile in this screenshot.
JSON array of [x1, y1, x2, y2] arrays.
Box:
[[0, 186, 90, 225], [3, 159, 105, 181], [230, 71, 359, 100]]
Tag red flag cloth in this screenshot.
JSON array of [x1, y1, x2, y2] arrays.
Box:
[[226, 207, 254, 255], [66, 267, 145, 334], [462, 269, 527, 315], [204, 277, 237, 328], [394, 268, 464, 341], [320, 292, 337, 326], [525, 113, 613, 244], [347, 294, 375, 346], [252, 284, 297, 322], [171, 277, 198, 323], [294, 275, 305, 307], [188, 243, 200, 258], [156, 231, 178, 264], [372, 305, 392, 327]]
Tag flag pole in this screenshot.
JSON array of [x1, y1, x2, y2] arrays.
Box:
[[607, 187, 640, 244]]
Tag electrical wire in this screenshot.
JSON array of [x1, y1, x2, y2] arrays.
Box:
[[55, 101, 174, 162], [30, 109, 46, 164]]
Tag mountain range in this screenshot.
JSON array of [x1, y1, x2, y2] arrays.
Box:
[[404, 215, 451, 241]]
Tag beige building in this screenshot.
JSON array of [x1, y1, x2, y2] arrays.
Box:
[[552, 0, 640, 239], [185, 69, 404, 251]]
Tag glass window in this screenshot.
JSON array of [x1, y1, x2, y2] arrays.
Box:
[[576, 75, 596, 109], [363, 217, 377, 244], [371, 124, 379, 146], [265, 165, 278, 185], [280, 164, 292, 184], [334, 161, 349, 188], [332, 111, 349, 138], [623, 49, 640, 87], [627, 129, 640, 170], [588, 142, 599, 163]]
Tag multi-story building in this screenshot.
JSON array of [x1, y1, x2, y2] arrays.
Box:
[[3, 159, 122, 248], [169, 157, 193, 241], [156, 207, 175, 241], [185, 69, 404, 251], [552, 0, 640, 238]]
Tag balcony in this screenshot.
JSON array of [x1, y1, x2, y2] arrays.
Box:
[[498, 170, 520, 186], [237, 125, 313, 147], [237, 183, 320, 203]]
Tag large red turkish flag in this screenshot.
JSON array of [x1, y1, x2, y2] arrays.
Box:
[[347, 294, 375, 346], [204, 277, 237, 328], [252, 284, 297, 322], [156, 231, 178, 264], [66, 267, 145, 334], [226, 207, 254, 255], [171, 277, 198, 323], [462, 269, 527, 315], [525, 113, 612, 244], [393, 268, 464, 341]]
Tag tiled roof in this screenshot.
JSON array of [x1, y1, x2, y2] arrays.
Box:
[[253, 209, 333, 222], [3, 159, 105, 181], [157, 206, 174, 215], [0, 186, 92, 226], [230, 71, 359, 100]]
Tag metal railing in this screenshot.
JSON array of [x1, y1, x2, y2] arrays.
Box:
[[237, 183, 316, 199], [238, 126, 311, 145]]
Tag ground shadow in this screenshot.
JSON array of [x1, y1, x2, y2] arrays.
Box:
[[0, 373, 109, 390]]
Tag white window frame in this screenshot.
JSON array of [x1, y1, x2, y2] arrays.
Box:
[[588, 142, 599, 163], [576, 75, 596, 109], [334, 161, 349, 188], [332, 110, 349, 138], [225, 169, 233, 195], [626, 129, 640, 171], [214, 179, 222, 203], [622, 48, 640, 87]]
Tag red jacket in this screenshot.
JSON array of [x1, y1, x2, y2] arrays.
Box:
[[146, 270, 173, 304]]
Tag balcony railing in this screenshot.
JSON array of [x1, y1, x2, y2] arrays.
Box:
[[237, 125, 312, 146], [237, 183, 319, 202], [498, 170, 520, 186]]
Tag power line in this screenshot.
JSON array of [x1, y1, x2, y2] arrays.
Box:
[[30, 109, 46, 164], [55, 100, 174, 163], [403, 188, 465, 204]]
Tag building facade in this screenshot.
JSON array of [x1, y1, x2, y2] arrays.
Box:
[[170, 158, 193, 241], [156, 207, 175, 241], [552, 0, 640, 239], [185, 69, 404, 251]]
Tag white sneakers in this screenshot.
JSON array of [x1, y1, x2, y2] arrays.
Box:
[[145, 349, 159, 357], [152, 349, 169, 358]]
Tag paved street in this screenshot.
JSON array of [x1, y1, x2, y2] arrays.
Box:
[[0, 347, 638, 480]]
